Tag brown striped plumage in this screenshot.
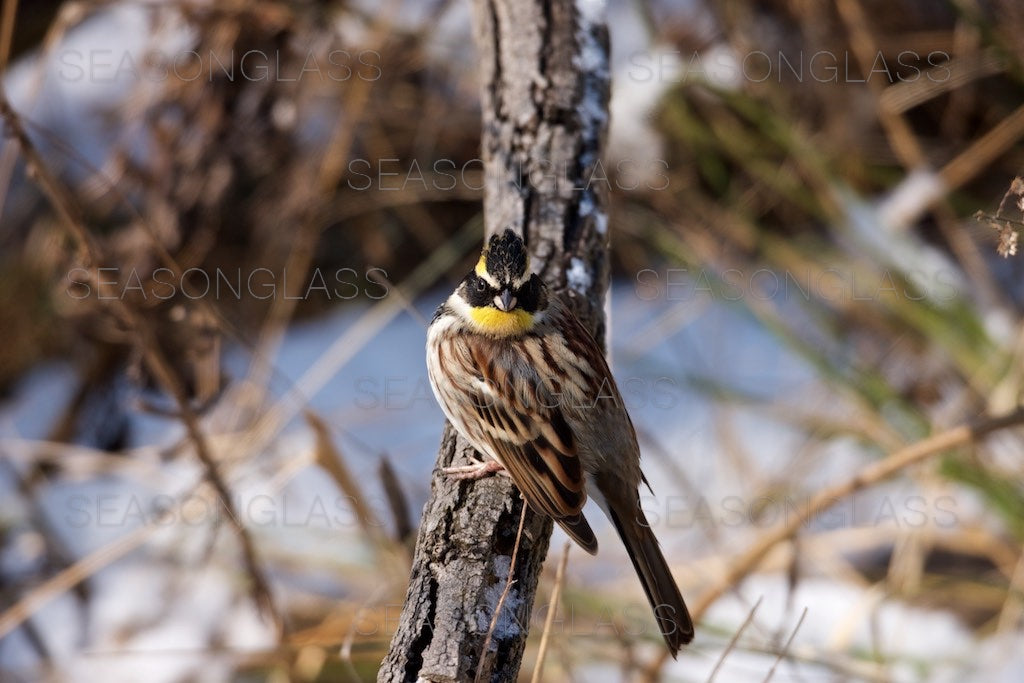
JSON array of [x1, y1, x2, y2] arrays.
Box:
[[426, 230, 694, 654]]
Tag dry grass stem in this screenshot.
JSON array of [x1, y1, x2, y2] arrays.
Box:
[[705, 595, 764, 683], [691, 408, 1024, 623], [0, 84, 282, 636], [531, 541, 571, 683], [475, 502, 529, 683], [761, 607, 808, 683], [996, 550, 1024, 632], [634, 408, 1024, 676], [940, 105, 1024, 192], [306, 411, 383, 542], [378, 456, 413, 544]]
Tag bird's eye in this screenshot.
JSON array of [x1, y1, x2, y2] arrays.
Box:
[[475, 279, 487, 293]]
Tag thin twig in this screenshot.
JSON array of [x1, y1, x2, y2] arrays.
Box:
[[691, 408, 1024, 622], [939, 104, 1024, 191], [531, 541, 571, 683], [0, 0, 16, 74], [0, 524, 153, 640], [642, 408, 1024, 681], [0, 86, 100, 263], [761, 607, 808, 683], [340, 582, 392, 681], [706, 596, 764, 683], [996, 548, 1024, 632], [306, 411, 384, 542], [836, 0, 924, 168], [367, 267, 429, 328], [245, 215, 481, 456], [134, 328, 282, 635], [13, 109, 312, 413], [378, 456, 414, 544], [476, 502, 529, 683], [0, 424, 325, 642], [0, 87, 282, 636], [239, 0, 399, 414]]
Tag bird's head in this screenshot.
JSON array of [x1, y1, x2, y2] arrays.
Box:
[[454, 229, 547, 336]]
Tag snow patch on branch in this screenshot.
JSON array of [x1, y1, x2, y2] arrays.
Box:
[[579, 193, 608, 234], [574, 0, 610, 241], [567, 257, 593, 294], [476, 555, 524, 643], [573, 0, 609, 148]]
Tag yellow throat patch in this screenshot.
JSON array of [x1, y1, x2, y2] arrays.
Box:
[[468, 306, 534, 336]]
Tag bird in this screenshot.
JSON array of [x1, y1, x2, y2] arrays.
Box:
[[426, 228, 694, 655]]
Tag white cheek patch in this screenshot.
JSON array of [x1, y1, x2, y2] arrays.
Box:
[[448, 291, 475, 320]]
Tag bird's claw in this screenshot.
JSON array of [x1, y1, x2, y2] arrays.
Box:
[[442, 459, 507, 480]]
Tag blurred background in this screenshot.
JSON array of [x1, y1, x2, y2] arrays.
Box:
[[2, 0, 1024, 680]]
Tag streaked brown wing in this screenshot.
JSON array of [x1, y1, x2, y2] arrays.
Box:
[[459, 337, 597, 552]]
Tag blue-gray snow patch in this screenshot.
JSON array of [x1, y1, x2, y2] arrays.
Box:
[[579, 194, 608, 234], [567, 257, 593, 293], [475, 555, 523, 644]]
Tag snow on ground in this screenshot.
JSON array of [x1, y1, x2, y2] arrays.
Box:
[[1, 1, 1020, 680], [1, 282, 1014, 681]]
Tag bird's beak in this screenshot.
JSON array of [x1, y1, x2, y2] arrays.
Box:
[[495, 289, 516, 311]]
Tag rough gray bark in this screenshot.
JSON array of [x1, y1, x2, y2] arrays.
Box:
[[377, 1, 610, 681]]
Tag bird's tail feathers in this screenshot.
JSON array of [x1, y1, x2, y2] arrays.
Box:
[[606, 496, 694, 656]]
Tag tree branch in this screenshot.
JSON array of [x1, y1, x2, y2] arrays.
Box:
[[378, 1, 610, 681]]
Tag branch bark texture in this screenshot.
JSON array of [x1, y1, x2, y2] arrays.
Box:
[[378, 1, 610, 681]]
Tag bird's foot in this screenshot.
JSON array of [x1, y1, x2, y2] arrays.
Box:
[[442, 459, 507, 480]]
